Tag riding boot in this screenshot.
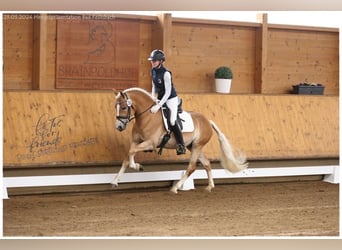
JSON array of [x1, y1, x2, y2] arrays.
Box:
[[171, 123, 186, 155]]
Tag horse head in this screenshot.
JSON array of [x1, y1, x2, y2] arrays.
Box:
[[113, 88, 155, 132], [113, 89, 133, 131]]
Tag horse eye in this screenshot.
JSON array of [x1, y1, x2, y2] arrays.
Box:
[[122, 106, 127, 111]]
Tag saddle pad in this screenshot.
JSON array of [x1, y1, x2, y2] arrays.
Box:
[[161, 110, 194, 133]]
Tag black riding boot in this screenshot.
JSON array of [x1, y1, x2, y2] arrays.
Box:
[[171, 123, 186, 155]]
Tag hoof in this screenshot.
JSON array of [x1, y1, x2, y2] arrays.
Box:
[[170, 187, 178, 194], [130, 163, 143, 171], [139, 166, 144, 172], [111, 182, 118, 189]]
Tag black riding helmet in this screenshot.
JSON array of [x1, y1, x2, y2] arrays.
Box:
[[148, 49, 165, 62]]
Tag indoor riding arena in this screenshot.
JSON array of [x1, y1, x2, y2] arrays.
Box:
[[2, 12, 339, 237]]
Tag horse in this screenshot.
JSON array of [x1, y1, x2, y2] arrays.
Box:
[[111, 87, 248, 194]]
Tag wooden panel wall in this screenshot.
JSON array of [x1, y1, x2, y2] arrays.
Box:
[[3, 91, 338, 168], [3, 91, 118, 167], [138, 19, 155, 90], [2, 13, 339, 95], [186, 94, 339, 160], [168, 21, 257, 93], [45, 16, 60, 89], [266, 27, 339, 95], [2, 14, 154, 91], [3, 14, 34, 89]]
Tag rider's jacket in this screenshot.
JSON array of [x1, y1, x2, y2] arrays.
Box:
[[151, 66, 177, 100]]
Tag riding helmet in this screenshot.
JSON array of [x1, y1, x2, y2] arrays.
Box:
[[148, 49, 165, 61]]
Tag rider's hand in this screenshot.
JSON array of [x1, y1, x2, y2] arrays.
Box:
[[150, 104, 161, 113]]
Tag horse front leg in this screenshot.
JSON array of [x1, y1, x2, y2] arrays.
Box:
[[110, 144, 142, 188], [111, 140, 154, 188], [128, 140, 154, 171], [111, 159, 129, 187]]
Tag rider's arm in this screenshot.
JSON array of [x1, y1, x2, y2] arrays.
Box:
[[151, 81, 156, 99], [158, 71, 172, 106]]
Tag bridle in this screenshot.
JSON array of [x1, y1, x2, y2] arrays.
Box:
[[116, 92, 154, 126]]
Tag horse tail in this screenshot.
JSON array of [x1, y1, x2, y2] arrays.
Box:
[[209, 120, 248, 173]]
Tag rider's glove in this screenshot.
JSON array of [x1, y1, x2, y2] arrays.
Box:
[[150, 103, 161, 113]]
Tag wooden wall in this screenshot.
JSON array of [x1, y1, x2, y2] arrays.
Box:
[[168, 20, 257, 93], [2, 13, 339, 168], [3, 14, 154, 91], [3, 13, 339, 95], [265, 26, 339, 95], [3, 92, 338, 168], [3, 15, 34, 89]]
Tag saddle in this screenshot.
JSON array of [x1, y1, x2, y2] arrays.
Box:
[[161, 98, 194, 133], [157, 99, 194, 155]]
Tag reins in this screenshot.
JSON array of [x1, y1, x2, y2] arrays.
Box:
[[131, 103, 155, 121]]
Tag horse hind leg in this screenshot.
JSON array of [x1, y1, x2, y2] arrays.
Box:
[[198, 153, 215, 192], [170, 148, 201, 194], [170, 163, 197, 194]]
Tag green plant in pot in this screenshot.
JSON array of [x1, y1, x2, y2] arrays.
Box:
[[214, 66, 233, 93]]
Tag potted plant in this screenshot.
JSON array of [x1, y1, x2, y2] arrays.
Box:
[[214, 66, 233, 93]]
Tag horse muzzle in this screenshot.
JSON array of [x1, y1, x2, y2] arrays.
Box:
[[116, 119, 128, 131]]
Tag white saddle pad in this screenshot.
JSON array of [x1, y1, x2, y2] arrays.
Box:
[[162, 110, 194, 133]]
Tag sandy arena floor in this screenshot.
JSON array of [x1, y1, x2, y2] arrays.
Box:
[[3, 181, 339, 237]]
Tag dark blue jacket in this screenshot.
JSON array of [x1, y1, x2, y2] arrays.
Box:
[[151, 66, 177, 100]]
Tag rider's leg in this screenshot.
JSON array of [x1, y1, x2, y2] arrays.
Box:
[[171, 122, 186, 155], [167, 97, 186, 155]]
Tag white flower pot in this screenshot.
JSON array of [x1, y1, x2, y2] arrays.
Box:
[[215, 78, 232, 93]]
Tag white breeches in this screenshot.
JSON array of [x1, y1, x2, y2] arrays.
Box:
[[165, 96, 178, 126]]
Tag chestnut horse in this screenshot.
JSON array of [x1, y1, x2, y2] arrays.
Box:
[[111, 87, 248, 193]]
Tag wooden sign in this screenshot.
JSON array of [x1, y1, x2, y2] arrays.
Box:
[[56, 16, 140, 90]]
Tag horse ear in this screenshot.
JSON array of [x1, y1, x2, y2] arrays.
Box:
[[112, 88, 119, 96]]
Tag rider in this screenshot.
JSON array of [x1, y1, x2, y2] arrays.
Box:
[[148, 49, 186, 155]]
